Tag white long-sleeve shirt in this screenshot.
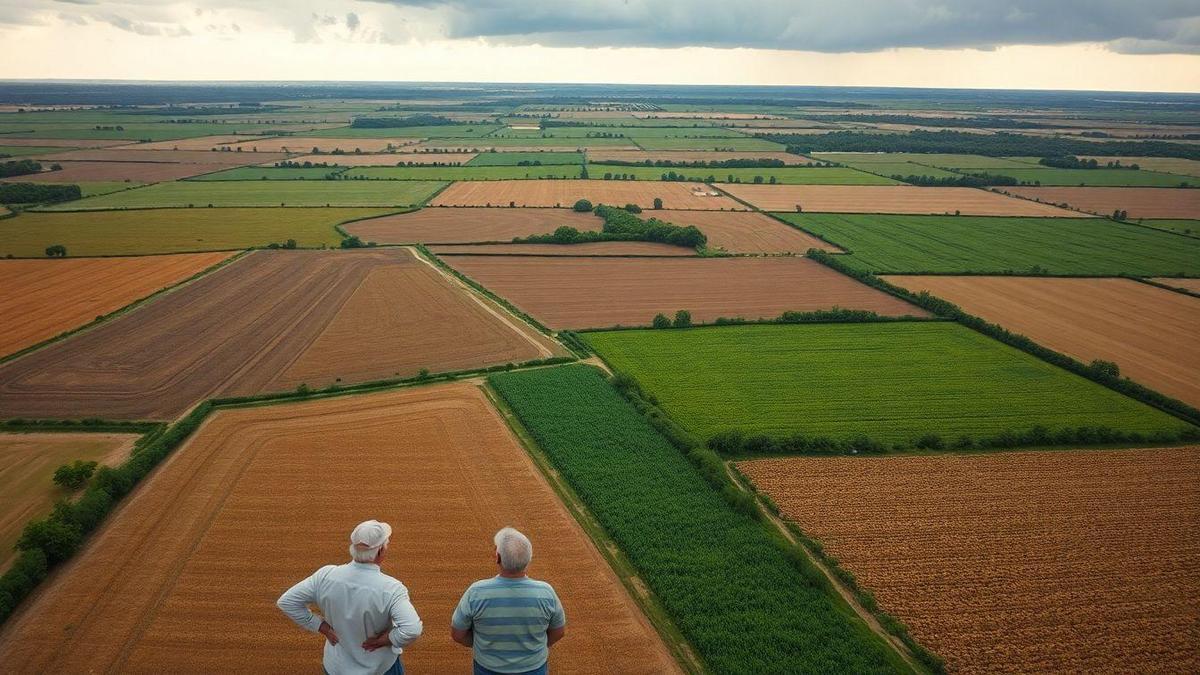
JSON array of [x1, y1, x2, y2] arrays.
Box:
[[277, 561, 424, 675]]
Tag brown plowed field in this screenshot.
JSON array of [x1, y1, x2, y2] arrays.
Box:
[[431, 180, 744, 210], [431, 242, 695, 256], [738, 447, 1200, 674], [0, 432, 136, 571], [998, 186, 1200, 219], [119, 135, 270, 151], [0, 252, 232, 358], [21, 161, 220, 183], [883, 276, 1200, 408], [344, 207, 603, 243], [0, 248, 559, 420], [655, 210, 842, 253], [585, 150, 812, 164], [0, 384, 680, 674], [443, 255, 928, 329], [33, 148, 290, 165], [720, 184, 1087, 216], [227, 137, 421, 153], [1153, 277, 1200, 293], [285, 152, 478, 166]]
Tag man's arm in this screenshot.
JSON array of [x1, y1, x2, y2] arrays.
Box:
[[547, 626, 566, 647], [277, 568, 339, 645], [546, 587, 566, 648], [449, 587, 475, 649], [365, 586, 424, 652]]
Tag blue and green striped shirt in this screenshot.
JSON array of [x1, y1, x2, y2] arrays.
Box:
[[452, 576, 566, 673]]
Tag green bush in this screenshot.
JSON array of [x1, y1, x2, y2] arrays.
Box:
[[572, 198, 592, 212], [52, 460, 98, 490]]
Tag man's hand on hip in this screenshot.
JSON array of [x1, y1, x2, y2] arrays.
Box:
[[362, 629, 393, 652], [318, 621, 340, 646]]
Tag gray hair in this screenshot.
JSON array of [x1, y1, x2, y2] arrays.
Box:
[[494, 527, 532, 572], [348, 541, 387, 563]]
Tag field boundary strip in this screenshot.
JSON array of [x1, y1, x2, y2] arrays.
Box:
[[1135, 276, 1200, 299]]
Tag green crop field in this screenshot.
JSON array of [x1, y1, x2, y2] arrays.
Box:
[[489, 365, 909, 674], [489, 126, 748, 138], [1142, 219, 1200, 236], [976, 168, 1196, 187], [188, 167, 346, 181], [35, 180, 446, 209], [0, 207, 393, 256], [775, 213, 1200, 276], [344, 165, 584, 180], [78, 182, 145, 197], [423, 136, 638, 148], [307, 124, 503, 138], [1, 146, 71, 157], [634, 136, 786, 151], [813, 153, 1038, 169], [589, 164, 898, 185], [0, 122, 274, 141], [828, 161, 962, 179], [584, 323, 1193, 444], [467, 151, 584, 166]]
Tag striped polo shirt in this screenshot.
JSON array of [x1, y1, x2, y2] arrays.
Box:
[[451, 575, 566, 673]]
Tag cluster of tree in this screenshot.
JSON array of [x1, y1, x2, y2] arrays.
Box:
[[1038, 156, 1140, 170], [803, 114, 1051, 129], [893, 173, 1018, 187], [0, 183, 81, 205], [44, 245, 67, 257], [0, 160, 43, 178], [597, 158, 791, 168], [273, 160, 335, 169], [515, 160, 544, 166], [265, 239, 298, 249], [1111, 209, 1130, 221], [651, 310, 692, 328], [773, 130, 1200, 160], [52, 460, 98, 490], [93, 125, 125, 131], [339, 235, 377, 249], [516, 203, 706, 249], [656, 170, 781, 184], [350, 114, 460, 128]]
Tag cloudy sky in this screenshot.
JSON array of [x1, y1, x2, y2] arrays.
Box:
[[2, 1, 1199, 92]]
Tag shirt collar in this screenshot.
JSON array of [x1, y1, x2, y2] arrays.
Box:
[[351, 561, 381, 571]]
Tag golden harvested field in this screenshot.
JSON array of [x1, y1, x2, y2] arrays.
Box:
[[0, 384, 679, 674], [344, 207, 602, 243], [33, 148, 290, 165], [20, 160, 220, 183], [883, 276, 1200, 408], [999, 186, 1200, 219], [1153, 277, 1200, 293], [1078, 157, 1200, 178], [227, 137, 420, 153], [0, 252, 232, 358], [118, 135, 271, 151], [721, 184, 1087, 216], [431, 242, 695, 256], [585, 150, 813, 164], [443, 255, 928, 329], [0, 432, 137, 571], [431, 179, 744, 210], [737, 447, 1200, 674], [285, 152, 478, 166], [655, 210, 842, 253]]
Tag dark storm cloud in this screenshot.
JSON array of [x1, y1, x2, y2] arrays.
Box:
[[371, 0, 1200, 54]]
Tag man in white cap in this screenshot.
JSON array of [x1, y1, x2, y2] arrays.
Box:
[[277, 519, 423, 675]]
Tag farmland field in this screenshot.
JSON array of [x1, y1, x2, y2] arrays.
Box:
[[186, 166, 340, 181], [32, 148, 290, 165], [585, 149, 810, 164], [287, 152, 478, 166], [1142, 219, 1200, 235], [0, 252, 231, 356], [632, 136, 785, 151], [998, 186, 1200, 219], [583, 323, 1192, 443], [466, 151, 584, 165], [1154, 277, 1200, 292], [0, 432, 137, 570], [723, 184, 1085, 215], [588, 165, 898, 184], [36, 180, 445, 209], [738, 447, 1200, 674], [0, 208, 390, 256], [416, 137, 639, 149], [1, 145, 70, 157], [0, 384, 678, 673], [344, 207, 601, 243], [973, 167, 1195, 187], [776, 213, 1200, 275], [219, 137, 421, 153], [430, 242, 696, 256], [430, 179, 743, 209], [344, 165, 584, 180], [820, 161, 962, 179], [653, 210, 842, 253], [489, 365, 909, 674], [1079, 156, 1200, 177], [812, 153, 1039, 169], [307, 123, 503, 138], [18, 161, 223, 183], [442, 255, 926, 329], [0, 249, 560, 419], [883, 276, 1200, 407]]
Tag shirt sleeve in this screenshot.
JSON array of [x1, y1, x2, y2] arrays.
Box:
[[276, 568, 327, 633], [548, 588, 566, 630], [450, 587, 474, 631], [387, 587, 424, 649]]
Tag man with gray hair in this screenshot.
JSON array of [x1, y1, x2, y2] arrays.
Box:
[[451, 527, 567, 675], [277, 520, 423, 675]]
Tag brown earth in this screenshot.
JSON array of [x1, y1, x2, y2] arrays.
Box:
[[284, 152, 478, 166], [998, 186, 1200, 219], [720, 184, 1088, 216], [344, 207, 603, 244], [0, 248, 559, 420], [883, 276, 1200, 408], [0, 432, 137, 571], [443, 255, 928, 329], [226, 137, 421, 153], [431, 242, 696, 256], [117, 135, 271, 151], [1153, 277, 1200, 293], [0, 138, 131, 148], [20, 161, 222, 183], [0, 252, 232, 358], [738, 447, 1200, 674], [432, 179, 744, 210], [0, 383, 680, 674], [32, 148, 290, 165], [585, 150, 813, 164], [654, 210, 842, 253]]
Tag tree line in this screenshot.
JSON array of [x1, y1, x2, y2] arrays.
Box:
[[514, 202, 706, 249], [773, 130, 1200, 160]]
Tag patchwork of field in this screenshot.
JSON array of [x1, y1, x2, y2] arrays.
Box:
[[1079, 156, 1200, 178], [225, 137, 420, 153], [0, 138, 130, 149], [286, 152, 478, 166], [882, 276, 1200, 407], [585, 150, 810, 164], [430, 242, 696, 256], [0, 432, 137, 570], [589, 165, 898, 185], [738, 447, 1200, 674], [19, 161, 220, 183], [583, 323, 1191, 443], [632, 137, 785, 151], [345, 165, 584, 180], [308, 123, 503, 138], [431, 179, 743, 209], [119, 135, 270, 151], [0, 249, 558, 419], [344, 207, 601, 243], [466, 151, 584, 166], [777, 213, 1200, 275], [999, 186, 1200, 219], [654, 210, 841, 253], [444, 255, 927, 329], [36, 180, 445, 209], [1, 145, 71, 157], [0, 252, 231, 356], [33, 148, 290, 165], [723, 184, 1085, 216], [977, 168, 1195, 187], [0, 208, 389, 256], [0, 384, 678, 673], [823, 161, 962, 179]]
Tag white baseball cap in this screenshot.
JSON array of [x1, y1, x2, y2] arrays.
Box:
[[350, 520, 392, 551]]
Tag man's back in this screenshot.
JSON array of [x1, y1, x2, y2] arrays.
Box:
[[452, 575, 565, 674]]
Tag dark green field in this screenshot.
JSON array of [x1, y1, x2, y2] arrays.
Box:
[[467, 151, 584, 165]]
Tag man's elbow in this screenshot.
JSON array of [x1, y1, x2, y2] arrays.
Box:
[[547, 625, 566, 647], [450, 626, 473, 647], [392, 620, 424, 647]]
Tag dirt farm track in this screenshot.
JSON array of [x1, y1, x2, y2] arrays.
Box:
[[0, 384, 679, 674]]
